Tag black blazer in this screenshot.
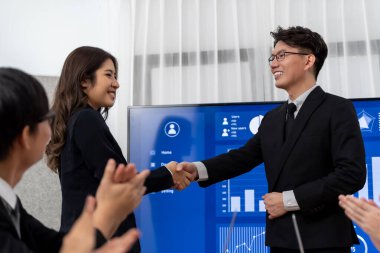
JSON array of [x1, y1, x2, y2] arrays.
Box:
[[60, 106, 174, 253], [199, 86, 366, 249], [0, 198, 106, 253], [0, 198, 63, 253]]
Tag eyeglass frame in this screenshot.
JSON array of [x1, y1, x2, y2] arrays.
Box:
[[268, 51, 310, 63], [37, 110, 55, 124], [27, 110, 55, 132]]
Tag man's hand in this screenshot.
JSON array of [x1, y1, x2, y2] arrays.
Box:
[[262, 192, 287, 219], [176, 162, 198, 182]]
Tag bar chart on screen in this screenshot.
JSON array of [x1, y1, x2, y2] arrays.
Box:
[[371, 156, 380, 206], [216, 165, 267, 217], [356, 140, 380, 206], [218, 225, 268, 253]]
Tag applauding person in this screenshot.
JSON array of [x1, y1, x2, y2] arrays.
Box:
[[0, 67, 148, 253]]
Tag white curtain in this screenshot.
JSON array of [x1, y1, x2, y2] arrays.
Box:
[[128, 0, 380, 105], [105, 0, 134, 156]]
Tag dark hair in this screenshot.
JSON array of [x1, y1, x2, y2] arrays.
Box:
[[270, 26, 328, 79], [0, 68, 49, 160], [46, 46, 118, 172]]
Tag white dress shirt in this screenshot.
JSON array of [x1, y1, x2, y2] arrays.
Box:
[[0, 177, 17, 210]]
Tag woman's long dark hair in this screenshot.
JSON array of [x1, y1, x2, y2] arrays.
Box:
[[46, 46, 118, 172]]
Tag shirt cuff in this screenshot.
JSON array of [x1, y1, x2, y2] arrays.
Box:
[[193, 162, 208, 181], [165, 166, 173, 176], [283, 190, 300, 211]]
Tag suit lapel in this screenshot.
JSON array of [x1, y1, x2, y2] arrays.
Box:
[[269, 86, 326, 191], [277, 103, 288, 145], [0, 198, 19, 238]]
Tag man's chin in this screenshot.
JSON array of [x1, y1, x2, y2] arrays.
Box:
[[106, 101, 116, 108], [275, 82, 285, 89]]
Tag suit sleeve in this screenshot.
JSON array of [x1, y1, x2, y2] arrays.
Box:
[[0, 200, 109, 253], [198, 116, 266, 187], [0, 232, 42, 253], [74, 109, 173, 192], [294, 100, 366, 212], [0, 207, 64, 253]]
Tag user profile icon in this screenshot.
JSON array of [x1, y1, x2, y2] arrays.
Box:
[[164, 121, 180, 137]]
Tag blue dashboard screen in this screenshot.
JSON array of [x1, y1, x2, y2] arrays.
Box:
[[128, 99, 380, 253]]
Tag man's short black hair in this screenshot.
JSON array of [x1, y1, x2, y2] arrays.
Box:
[[270, 26, 328, 79], [0, 68, 49, 160]]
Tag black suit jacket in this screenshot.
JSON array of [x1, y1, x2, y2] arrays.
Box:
[[0, 198, 106, 253], [199, 86, 366, 249], [60, 106, 174, 253], [0, 198, 63, 253]]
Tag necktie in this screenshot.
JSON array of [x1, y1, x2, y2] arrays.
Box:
[[1, 197, 21, 238], [285, 103, 297, 140]]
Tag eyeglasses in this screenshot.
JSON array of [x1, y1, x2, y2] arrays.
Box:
[[268, 51, 309, 63], [38, 110, 55, 124]]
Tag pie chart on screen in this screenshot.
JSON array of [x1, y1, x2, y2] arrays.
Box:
[[249, 115, 264, 135]]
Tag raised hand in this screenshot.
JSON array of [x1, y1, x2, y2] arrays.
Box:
[[165, 161, 192, 191], [94, 159, 150, 238], [339, 194, 380, 250], [176, 162, 198, 182], [112, 161, 138, 183], [60, 196, 141, 253]]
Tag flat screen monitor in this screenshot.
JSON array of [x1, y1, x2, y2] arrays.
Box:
[[128, 99, 380, 253]]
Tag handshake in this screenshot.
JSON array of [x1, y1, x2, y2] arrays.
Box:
[[165, 162, 199, 191]]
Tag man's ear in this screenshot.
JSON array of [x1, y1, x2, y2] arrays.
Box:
[[304, 54, 316, 71], [19, 125, 32, 150]]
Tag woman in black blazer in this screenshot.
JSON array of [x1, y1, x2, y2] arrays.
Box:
[[46, 46, 191, 253]]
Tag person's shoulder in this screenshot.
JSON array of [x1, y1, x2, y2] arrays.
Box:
[[324, 92, 352, 106], [268, 102, 286, 115], [257, 102, 285, 124], [71, 107, 105, 128]]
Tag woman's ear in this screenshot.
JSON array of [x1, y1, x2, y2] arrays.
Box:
[[81, 79, 91, 94]]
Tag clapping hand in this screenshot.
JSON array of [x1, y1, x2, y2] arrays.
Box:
[[60, 196, 141, 253], [339, 194, 380, 250], [94, 159, 150, 238]]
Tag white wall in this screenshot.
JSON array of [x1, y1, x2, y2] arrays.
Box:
[[0, 0, 133, 229], [0, 0, 117, 76]]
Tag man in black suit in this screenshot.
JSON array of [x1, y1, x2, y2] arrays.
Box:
[[177, 26, 366, 253], [0, 67, 148, 253]]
